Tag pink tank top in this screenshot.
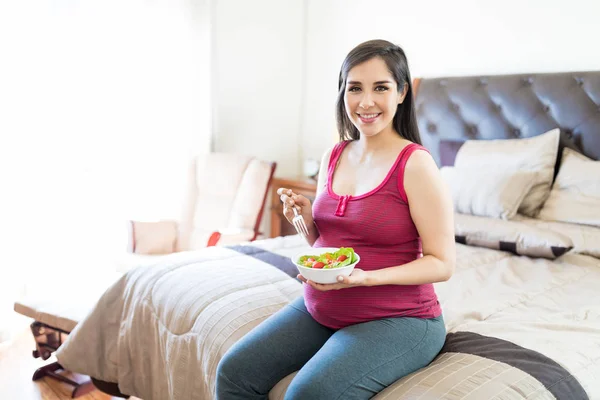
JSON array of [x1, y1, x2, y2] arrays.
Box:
[[306, 141, 442, 329]]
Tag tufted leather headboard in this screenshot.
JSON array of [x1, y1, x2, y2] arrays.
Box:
[[414, 71, 600, 166]]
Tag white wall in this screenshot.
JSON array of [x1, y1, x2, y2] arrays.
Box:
[[212, 0, 306, 178], [211, 0, 307, 238]]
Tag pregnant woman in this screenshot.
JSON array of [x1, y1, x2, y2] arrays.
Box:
[[216, 38, 456, 400]]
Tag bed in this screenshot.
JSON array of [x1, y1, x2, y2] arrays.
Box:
[[51, 70, 600, 400]]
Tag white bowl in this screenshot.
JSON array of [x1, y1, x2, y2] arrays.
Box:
[[291, 247, 361, 284]]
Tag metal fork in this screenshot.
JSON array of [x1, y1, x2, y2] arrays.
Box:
[[292, 206, 310, 238]]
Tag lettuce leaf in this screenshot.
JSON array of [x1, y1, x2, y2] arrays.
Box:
[[334, 247, 355, 267], [298, 255, 318, 267]]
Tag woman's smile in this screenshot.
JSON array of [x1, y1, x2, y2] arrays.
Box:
[[357, 112, 382, 124]]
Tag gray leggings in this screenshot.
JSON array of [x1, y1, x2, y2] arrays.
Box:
[[216, 296, 446, 400]]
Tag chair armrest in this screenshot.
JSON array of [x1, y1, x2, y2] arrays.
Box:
[[130, 220, 179, 255], [206, 228, 256, 247]]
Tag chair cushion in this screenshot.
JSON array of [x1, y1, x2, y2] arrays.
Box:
[[229, 159, 275, 230], [192, 154, 254, 234]]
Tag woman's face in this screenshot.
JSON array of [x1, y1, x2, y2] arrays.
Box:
[[344, 57, 406, 138]]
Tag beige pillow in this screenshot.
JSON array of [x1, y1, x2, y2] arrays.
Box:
[[538, 148, 600, 227], [454, 213, 573, 259], [132, 220, 178, 255], [440, 167, 537, 220], [454, 128, 560, 217]]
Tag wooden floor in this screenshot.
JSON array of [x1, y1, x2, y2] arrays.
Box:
[[0, 329, 142, 400]]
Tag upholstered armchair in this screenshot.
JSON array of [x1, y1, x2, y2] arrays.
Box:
[[130, 152, 276, 255]]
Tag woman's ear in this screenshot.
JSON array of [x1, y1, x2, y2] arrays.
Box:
[[398, 83, 408, 104]]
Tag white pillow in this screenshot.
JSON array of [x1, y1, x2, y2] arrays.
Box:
[[441, 167, 537, 220], [538, 148, 600, 227], [454, 128, 560, 217]]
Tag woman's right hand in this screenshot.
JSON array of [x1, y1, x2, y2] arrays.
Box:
[[277, 187, 314, 227]]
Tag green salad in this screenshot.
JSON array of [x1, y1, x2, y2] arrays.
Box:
[[297, 247, 358, 269]]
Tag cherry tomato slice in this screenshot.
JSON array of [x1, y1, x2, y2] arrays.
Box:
[[336, 255, 347, 262], [313, 262, 325, 269]]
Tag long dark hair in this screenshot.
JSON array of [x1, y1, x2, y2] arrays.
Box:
[[336, 39, 421, 144]]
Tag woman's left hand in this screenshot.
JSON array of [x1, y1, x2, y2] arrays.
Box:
[[297, 268, 370, 291]]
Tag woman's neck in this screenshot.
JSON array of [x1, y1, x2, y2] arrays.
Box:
[[355, 127, 402, 156]]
